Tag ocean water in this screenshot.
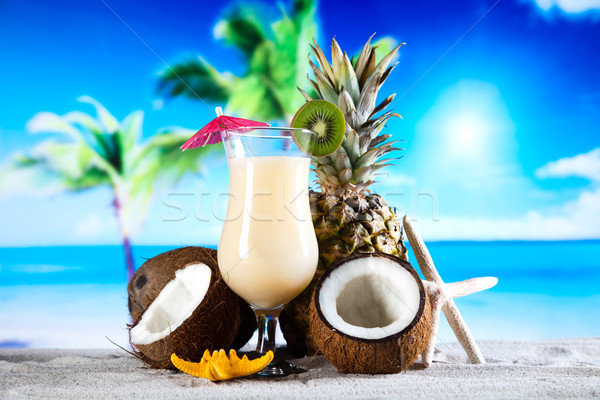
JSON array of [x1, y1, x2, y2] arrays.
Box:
[[1, 242, 599, 348]]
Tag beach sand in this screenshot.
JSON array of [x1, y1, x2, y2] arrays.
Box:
[[1, 338, 599, 399]]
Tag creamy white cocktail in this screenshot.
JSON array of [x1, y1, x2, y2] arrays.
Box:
[[218, 156, 318, 309], [216, 127, 318, 376]]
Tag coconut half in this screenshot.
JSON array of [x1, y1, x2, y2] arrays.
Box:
[[130, 264, 212, 345], [128, 247, 256, 369], [309, 253, 431, 374]]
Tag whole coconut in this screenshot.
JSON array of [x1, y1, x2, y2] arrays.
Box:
[[128, 247, 256, 369]]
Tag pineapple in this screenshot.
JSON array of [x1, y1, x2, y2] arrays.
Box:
[[280, 35, 409, 355]]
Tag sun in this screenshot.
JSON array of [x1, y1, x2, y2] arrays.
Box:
[[413, 79, 517, 180], [446, 112, 491, 158]]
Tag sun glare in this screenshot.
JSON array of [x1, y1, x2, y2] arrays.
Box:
[[447, 113, 490, 157], [413, 80, 517, 179]]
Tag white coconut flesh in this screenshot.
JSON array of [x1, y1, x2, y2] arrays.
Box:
[[318, 257, 422, 340], [130, 263, 212, 345]]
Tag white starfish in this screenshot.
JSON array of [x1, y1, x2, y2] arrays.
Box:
[[402, 216, 498, 367]]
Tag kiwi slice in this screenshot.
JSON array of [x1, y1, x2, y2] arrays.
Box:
[[291, 100, 345, 157]]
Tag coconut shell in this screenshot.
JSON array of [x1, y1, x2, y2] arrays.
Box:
[[128, 247, 217, 321], [128, 247, 256, 368], [230, 302, 257, 351], [308, 254, 432, 374]]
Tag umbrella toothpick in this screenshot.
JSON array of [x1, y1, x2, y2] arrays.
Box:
[[180, 109, 268, 150]]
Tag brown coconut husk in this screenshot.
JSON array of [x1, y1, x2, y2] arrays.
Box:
[[308, 253, 432, 374], [127, 247, 256, 369], [279, 259, 327, 357], [128, 246, 217, 321], [230, 302, 258, 351]]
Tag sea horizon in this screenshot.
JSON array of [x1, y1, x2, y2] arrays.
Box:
[[1, 241, 599, 348], [3, 238, 600, 249]]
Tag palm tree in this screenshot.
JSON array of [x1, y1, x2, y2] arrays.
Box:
[[156, 0, 318, 124], [0, 96, 216, 281]]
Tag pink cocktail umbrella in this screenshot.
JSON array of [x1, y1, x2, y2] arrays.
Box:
[[181, 107, 269, 150]]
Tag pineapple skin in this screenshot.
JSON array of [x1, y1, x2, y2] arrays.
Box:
[[280, 35, 409, 356]]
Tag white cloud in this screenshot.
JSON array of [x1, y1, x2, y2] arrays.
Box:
[[74, 213, 116, 238], [533, 0, 600, 14], [414, 187, 600, 240], [374, 174, 417, 188], [535, 148, 600, 182]]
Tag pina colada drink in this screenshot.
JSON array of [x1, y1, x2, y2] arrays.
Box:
[[218, 156, 319, 309]]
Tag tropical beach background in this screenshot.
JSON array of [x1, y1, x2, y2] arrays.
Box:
[[1, 0, 599, 349]]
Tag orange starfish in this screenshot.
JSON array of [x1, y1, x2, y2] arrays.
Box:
[[171, 349, 274, 381]]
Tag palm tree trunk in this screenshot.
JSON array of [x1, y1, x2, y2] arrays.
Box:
[[113, 195, 136, 281], [122, 234, 135, 282]]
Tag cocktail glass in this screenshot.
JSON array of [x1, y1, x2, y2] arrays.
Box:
[[217, 127, 318, 376]]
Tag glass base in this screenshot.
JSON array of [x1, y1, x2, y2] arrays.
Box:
[[241, 306, 307, 378], [256, 359, 306, 377], [240, 350, 307, 378]]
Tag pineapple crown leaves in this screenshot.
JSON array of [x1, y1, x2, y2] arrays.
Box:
[[301, 35, 405, 194]]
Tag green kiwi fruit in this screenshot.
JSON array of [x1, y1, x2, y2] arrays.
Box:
[[291, 100, 345, 157]]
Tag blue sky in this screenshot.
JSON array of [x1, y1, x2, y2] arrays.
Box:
[[0, 0, 599, 246]]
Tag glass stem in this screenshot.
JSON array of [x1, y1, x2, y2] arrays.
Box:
[[253, 307, 282, 356]]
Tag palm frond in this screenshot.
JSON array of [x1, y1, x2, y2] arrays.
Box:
[[78, 96, 120, 133], [214, 5, 267, 57], [0, 139, 111, 197], [132, 128, 218, 189], [24, 108, 123, 184], [122, 127, 220, 229], [158, 0, 318, 123], [26, 112, 84, 140], [156, 57, 236, 101], [226, 73, 286, 122], [118, 110, 144, 175], [62, 110, 116, 165], [291, 0, 317, 20]]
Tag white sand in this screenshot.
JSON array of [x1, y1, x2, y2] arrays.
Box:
[[1, 338, 599, 399]]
